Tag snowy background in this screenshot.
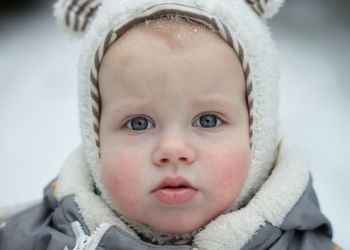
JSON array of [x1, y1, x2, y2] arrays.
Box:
[[0, 0, 349, 248]]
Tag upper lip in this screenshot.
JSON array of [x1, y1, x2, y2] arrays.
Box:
[[152, 176, 196, 192]]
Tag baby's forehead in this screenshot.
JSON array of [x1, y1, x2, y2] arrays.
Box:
[[115, 16, 223, 52], [99, 16, 245, 97]]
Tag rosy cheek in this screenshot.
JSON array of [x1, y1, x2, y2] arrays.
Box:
[[205, 149, 249, 194], [101, 152, 141, 211]]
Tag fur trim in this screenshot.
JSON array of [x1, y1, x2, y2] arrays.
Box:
[[56, 142, 309, 248]]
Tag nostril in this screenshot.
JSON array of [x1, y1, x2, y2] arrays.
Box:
[[179, 157, 188, 162], [160, 158, 169, 164]]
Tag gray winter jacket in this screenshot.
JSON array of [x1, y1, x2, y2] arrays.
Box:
[[0, 179, 336, 250]]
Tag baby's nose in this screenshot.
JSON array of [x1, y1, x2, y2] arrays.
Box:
[[152, 138, 195, 166]]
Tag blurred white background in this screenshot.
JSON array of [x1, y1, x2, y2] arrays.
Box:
[[0, 0, 349, 248]]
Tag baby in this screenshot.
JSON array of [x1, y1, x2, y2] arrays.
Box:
[[0, 0, 339, 249]]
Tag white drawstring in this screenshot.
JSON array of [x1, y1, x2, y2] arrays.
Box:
[[70, 221, 112, 250]]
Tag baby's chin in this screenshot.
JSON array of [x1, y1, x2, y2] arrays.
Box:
[[142, 213, 213, 235]]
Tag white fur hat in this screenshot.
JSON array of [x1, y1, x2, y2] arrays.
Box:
[[54, 0, 283, 233]]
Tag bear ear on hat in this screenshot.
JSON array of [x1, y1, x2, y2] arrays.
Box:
[[246, 0, 285, 19], [53, 0, 102, 36]]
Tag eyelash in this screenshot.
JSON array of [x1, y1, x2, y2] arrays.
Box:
[[122, 113, 225, 131]]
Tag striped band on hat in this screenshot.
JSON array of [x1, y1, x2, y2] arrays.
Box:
[[88, 3, 255, 150], [245, 0, 285, 19], [246, 0, 269, 16], [63, 0, 102, 33]]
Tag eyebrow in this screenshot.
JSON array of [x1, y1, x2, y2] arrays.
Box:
[[190, 95, 241, 110], [104, 98, 149, 112]]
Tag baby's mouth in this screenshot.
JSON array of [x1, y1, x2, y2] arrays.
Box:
[[162, 185, 188, 189], [152, 177, 197, 205]]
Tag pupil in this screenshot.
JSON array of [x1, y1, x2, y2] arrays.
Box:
[[131, 117, 148, 130], [200, 115, 217, 128]]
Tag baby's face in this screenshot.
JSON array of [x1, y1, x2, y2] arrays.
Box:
[[99, 21, 250, 234]]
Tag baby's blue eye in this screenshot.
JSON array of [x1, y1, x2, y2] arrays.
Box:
[[194, 114, 222, 128], [126, 116, 155, 131]]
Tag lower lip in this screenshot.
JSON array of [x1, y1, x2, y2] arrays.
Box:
[[153, 188, 197, 205]]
